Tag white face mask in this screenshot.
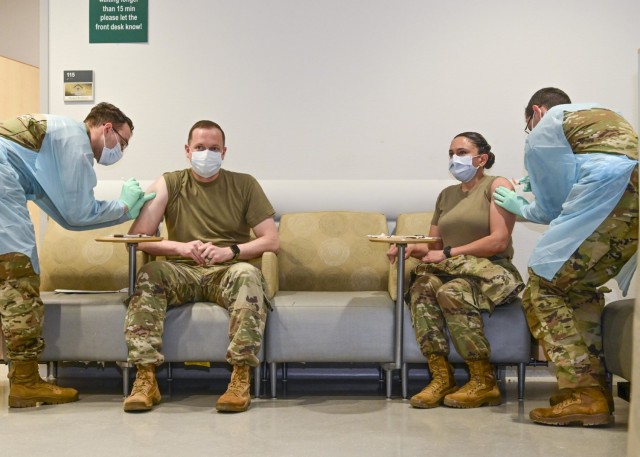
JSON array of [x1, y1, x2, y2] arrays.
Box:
[[448, 155, 479, 183], [98, 132, 123, 166], [191, 149, 222, 178]]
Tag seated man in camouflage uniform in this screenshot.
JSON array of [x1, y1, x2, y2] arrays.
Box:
[[123, 119, 278, 413], [494, 87, 638, 426]]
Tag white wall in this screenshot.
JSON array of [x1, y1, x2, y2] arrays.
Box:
[[44, 0, 640, 184]]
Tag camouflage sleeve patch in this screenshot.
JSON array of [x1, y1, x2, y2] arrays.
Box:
[[563, 109, 638, 160], [0, 114, 48, 152]]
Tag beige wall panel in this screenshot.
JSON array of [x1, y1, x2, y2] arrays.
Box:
[[0, 55, 41, 240], [0, 55, 39, 119]]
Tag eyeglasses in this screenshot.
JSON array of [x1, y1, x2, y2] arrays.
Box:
[[524, 116, 533, 134], [113, 128, 129, 150]]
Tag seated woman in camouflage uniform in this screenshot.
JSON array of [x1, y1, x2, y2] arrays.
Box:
[[387, 132, 524, 409]]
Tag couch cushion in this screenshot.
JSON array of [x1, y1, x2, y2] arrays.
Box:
[[40, 291, 129, 361], [277, 211, 390, 291], [161, 302, 262, 362], [266, 291, 395, 362], [39, 219, 141, 292], [403, 298, 530, 364], [39, 293, 256, 364]]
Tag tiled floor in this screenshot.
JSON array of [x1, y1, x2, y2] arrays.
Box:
[[0, 364, 629, 457]]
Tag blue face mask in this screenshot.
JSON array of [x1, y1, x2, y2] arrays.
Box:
[[98, 132, 123, 166], [448, 155, 478, 183], [191, 149, 222, 178]]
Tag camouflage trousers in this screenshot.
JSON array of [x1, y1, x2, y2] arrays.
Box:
[[0, 252, 45, 361], [408, 256, 523, 361], [124, 260, 269, 368], [523, 168, 638, 389]]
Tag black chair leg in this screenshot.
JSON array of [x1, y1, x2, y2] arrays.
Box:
[[517, 362, 526, 401]]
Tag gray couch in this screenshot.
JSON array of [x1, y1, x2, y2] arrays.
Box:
[[9, 219, 268, 397], [402, 297, 530, 400], [391, 212, 530, 400], [265, 211, 532, 400], [39, 294, 263, 397], [265, 211, 396, 398], [2, 206, 535, 402]]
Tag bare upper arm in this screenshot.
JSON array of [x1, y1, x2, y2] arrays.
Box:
[[428, 224, 441, 239], [252, 217, 278, 240], [128, 176, 169, 235], [490, 176, 514, 194], [489, 176, 516, 236], [426, 224, 443, 251]]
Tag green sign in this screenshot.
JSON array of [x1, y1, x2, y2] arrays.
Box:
[[89, 0, 148, 43]]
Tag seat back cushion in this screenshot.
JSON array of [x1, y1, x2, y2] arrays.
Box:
[[39, 218, 139, 291], [278, 211, 390, 291]]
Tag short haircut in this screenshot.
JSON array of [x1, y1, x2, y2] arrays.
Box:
[[525, 87, 571, 118], [187, 120, 225, 146], [84, 102, 134, 132], [454, 131, 496, 169]]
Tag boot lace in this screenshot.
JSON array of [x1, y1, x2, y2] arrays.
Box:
[[226, 370, 250, 397], [457, 375, 483, 394], [37, 380, 65, 393], [553, 392, 582, 412], [131, 372, 154, 396]]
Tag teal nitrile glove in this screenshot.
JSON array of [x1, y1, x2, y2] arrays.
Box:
[[128, 193, 156, 219], [119, 178, 144, 211], [493, 186, 528, 217], [518, 176, 532, 192]]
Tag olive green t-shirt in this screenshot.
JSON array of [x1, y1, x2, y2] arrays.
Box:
[[431, 175, 513, 260], [163, 169, 275, 259]]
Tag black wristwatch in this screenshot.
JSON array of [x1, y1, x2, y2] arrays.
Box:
[[230, 244, 241, 260], [443, 246, 452, 258]]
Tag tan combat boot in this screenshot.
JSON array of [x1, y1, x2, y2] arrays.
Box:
[[530, 386, 611, 426], [550, 385, 614, 413], [123, 365, 161, 412], [443, 359, 502, 408], [216, 365, 251, 412], [8, 360, 79, 408], [409, 354, 458, 408]]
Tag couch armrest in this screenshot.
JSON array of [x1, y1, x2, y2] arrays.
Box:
[[602, 298, 634, 381], [261, 252, 279, 300], [387, 257, 420, 301]]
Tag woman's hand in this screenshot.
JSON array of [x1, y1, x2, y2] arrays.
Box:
[[387, 244, 416, 264], [421, 249, 446, 264]]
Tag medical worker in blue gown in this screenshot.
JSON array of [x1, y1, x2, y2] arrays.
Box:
[[494, 87, 638, 427], [0, 102, 155, 408]]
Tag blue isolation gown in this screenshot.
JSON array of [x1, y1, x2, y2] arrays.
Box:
[[520, 103, 638, 293], [0, 115, 129, 273]]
